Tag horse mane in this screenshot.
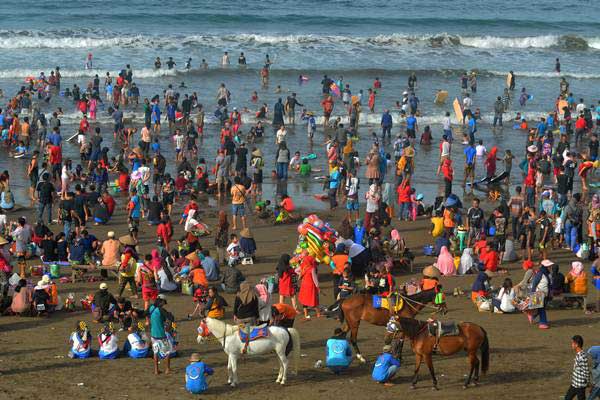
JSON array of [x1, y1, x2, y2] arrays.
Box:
[[206, 317, 239, 337], [398, 317, 426, 339]]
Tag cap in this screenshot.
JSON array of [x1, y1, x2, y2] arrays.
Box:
[[99, 283, 108, 290], [540, 259, 554, 267], [158, 294, 168, 304]]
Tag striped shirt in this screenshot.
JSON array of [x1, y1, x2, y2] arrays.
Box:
[[572, 350, 590, 388]]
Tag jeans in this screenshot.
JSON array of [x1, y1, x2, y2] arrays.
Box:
[[399, 202, 410, 220], [492, 298, 501, 311], [493, 113, 503, 127], [276, 162, 288, 180], [63, 221, 72, 239], [565, 222, 579, 250], [382, 126, 391, 139], [511, 216, 520, 240], [526, 187, 535, 207], [384, 365, 399, 382], [38, 202, 52, 224], [536, 306, 548, 324]]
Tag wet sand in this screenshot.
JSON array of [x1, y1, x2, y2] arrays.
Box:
[[0, 198, 598, 400]]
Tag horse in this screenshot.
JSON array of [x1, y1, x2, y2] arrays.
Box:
[[339, 288, 437, 362], [197, 317, 301, 386], [394, 317, 489, 390]]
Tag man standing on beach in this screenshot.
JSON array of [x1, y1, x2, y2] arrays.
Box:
[[150, 295, 172, 375], [564, 335, 589, 400]]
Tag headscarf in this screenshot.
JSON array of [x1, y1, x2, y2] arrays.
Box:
[[570, 261, 584, 277], [238, 282, 256, 305], [522, 259, 534, 270], [436, 246, 455, 276], [276, 254, 291, 277], [184, 209, 199, 232], [390, 229, 401, 242], [255, 283, 269, 303], [459, 248, 474, 275]]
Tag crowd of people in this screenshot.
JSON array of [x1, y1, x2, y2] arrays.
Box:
[[0, 52, 598, 395]]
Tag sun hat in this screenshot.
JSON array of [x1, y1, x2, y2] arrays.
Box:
[[541, 259, 554, 267], [99, 283, 108, 290]]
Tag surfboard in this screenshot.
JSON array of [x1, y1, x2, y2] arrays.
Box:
[[506, 73, 511, 88], [558, 100, 568, 115], [434, 90, 448, 105], [66, 131, 79, 142], [453, 98, 463, 123]]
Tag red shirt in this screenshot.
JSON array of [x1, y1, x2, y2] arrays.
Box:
[[79, 118, 89, 133], [103, 195, 116, 216], [480, 249, 499, 272], [396, 184, 411, 203], [575, 118, 586, 130], [373, 80, 381, 89], [175, 176, 188, 191], [49, 145, 62, 164]]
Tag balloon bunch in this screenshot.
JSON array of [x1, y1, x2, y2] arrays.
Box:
[[291, 214, 338, 268]]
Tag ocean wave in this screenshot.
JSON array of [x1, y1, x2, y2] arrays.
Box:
[[0, 68, 177, 79], [0, 30, 598, 51]]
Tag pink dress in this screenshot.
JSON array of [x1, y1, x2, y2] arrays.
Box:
[[89, 98, 97, 120]]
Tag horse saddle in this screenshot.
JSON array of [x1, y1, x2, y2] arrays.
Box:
[[238, 325, 270, 342], [373, 294, 404, 313], [428, 320, 459, 338]]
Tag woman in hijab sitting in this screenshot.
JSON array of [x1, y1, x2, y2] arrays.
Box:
[[436, 246, 455, 276], [233, 282, 259, 326]]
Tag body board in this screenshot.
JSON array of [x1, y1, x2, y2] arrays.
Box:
[[453, 98, 463, 123]]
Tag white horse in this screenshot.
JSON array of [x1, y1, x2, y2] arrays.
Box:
[[197, 317, 300, 386]]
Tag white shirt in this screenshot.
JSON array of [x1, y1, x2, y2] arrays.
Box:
[[441, 142, 451, 157], [70, 331, 89, 353], [127, 332, 149, 351], [61, 165, 70, 180], [346, 177, 359, 197], [576, 103, 586, 114], [99, 333, 118, 354], [463, 97, 472, 109], [276, 128, 286, 144], [475, 144, 487, 158], [496, 287, 516, 312], [442, 116, 451, 131], [174, 134, 185, 149], [222, 55, 230, 65]]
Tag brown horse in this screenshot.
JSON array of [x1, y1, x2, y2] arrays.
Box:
[[339, 288, 437, 362], [396, 317, 489, 390]]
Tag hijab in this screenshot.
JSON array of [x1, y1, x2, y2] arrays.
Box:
[[436, 246, 455, 276], [276, 254, 291, 277], [570, 261, 584, 277], [459, 248, 474, 275], [151, 249, 161, 270], [184, 209, 199, 232], [238, 282, 256, 305], [592, 194, 600, 210]]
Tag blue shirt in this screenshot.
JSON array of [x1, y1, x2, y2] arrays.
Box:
[[464, 146, 476, 165], [130, 195, 141, 218], [326, 338, 352, 368], [149, 305, 166, 339], [536, 122, 547, 136], [547, 115, 555, 127], [329, 170, 341, 189], [592, 265, 600, 290], [354, 226, 365, 244], [381, 113, 392, 127], [151, 142, 160, 153], [167, 104, 176, 120], [406, 116, 416, 130], [185, 362, 213, 394], [48, 132, 62, 146], [468, 117, 476, 133], [372, 353, 401, 382]]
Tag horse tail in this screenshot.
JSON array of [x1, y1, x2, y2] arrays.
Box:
[[288, 327, 301, 375], [480, 327, 490, 375]]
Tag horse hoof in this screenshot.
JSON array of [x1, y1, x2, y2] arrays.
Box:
[[230, 382, 236, 388], [280, 381, 286, 385]]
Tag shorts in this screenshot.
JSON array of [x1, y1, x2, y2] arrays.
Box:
[[151, 337, 173, 356], [162, 192, 174, 205], [175, 148, 181, 153], [232, 203, 245, 216], [406, 128, 416, 138], [29, 174, 39, 188], [464, 164, 474, 176], [324, 111, 331, 119], [129, 217, 140, 230], [253, 171, 263, 184], [346, 198, 359, 211], [90, 149, 100, 162]]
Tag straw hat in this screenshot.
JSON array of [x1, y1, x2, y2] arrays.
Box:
[[251, 148, 263, 157], [423, 265, 441, 279], [119, 235, 136, 246], [240, 228, 253, 239], [0, 236, 8, 246], [190, 353, 201, 362], [99, 283, 108, 290]]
